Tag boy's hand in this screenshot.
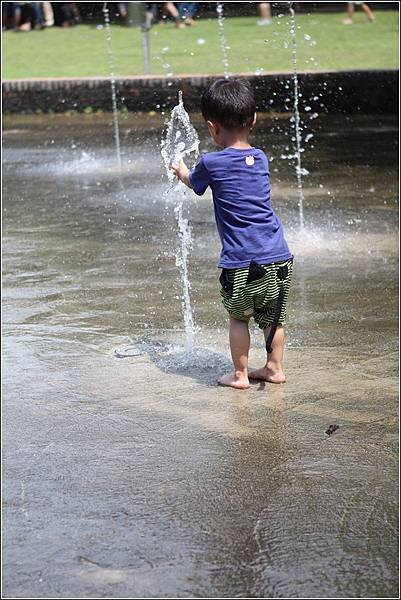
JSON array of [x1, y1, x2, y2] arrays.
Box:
[[171, 159, 192, 188]]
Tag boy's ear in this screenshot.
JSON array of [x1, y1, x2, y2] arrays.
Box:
[[251, 113, 257, 128], [207, 120, 220, 136]]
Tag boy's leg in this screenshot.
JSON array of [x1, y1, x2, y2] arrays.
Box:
[[249, 324, 286, 383], [218, 317, 250, 389]]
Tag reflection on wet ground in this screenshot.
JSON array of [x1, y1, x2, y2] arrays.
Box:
[[2, 112, 398, 598]]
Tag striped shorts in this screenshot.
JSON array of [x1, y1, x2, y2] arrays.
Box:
[[219, 258, 293, 329]]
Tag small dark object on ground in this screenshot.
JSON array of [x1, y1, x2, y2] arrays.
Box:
[[325, 424, 340, 435]]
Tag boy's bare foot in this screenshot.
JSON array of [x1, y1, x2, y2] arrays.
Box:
[[249, 366, 286, 384], [217, 372, 250, 389]]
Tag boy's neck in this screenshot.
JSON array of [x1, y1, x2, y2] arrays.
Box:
[[220, 128, 252, 150]]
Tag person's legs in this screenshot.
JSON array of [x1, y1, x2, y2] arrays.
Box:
[[257, 2, 272, 25], [343, 2, 354, 24], [164, 1, 184, 27], [42, 2, 54, 27], [361, 3, 375, 21], [217, 317, 251, 389], [11, 3, 22, 30], [177, 2, 194, 26], [165, 1, 179, 18], [2, 2, 7, 29], [32, 3, 45, 28], [59, 3, 72, 27], [188, 2, 197, 17], [177, 2, 186, 19], [183, 2, 197, 25], [69, 3, 80, 24], [118, 2, 127, 19], [260, 2, 271, 20], [249, 258, 293, 384], [249, 324, 286, 383]]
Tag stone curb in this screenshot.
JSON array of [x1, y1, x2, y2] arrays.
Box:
[[2, 70, 398, 113]]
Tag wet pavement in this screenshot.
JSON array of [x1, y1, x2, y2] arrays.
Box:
[[2, 111, 398, 598]]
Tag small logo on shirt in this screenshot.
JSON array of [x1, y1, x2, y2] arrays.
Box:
[[245, 156, 255, 166]]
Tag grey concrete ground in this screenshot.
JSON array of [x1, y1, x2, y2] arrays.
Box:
[[2, 112, 398, 598]]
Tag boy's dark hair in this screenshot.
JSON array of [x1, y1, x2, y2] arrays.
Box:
[[201, 78, 256, 130]]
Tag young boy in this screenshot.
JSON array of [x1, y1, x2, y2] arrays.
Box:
[[172, 79, 293, 389]]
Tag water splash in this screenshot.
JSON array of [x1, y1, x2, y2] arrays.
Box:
[[289, 3, 305, 229], [216, 3, 230, 78], [174, 201, 194, 352], [102, 2, 122, 172], [161, 91, 199, 181], [161, 91, 200, 353]]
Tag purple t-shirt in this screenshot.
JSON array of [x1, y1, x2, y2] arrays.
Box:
[[189, 147, 292, 269]]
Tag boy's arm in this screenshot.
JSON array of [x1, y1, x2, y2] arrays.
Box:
[[171, 159, 192, 189], [172, 155, 211, 195]]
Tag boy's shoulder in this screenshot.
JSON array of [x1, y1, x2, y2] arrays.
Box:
[[202, 147, 267, 169], [200, 150, 220, 168]]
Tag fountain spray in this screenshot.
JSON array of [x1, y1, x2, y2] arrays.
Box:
[[216, 3, 230, 78], [289, 3, 305, 229], [161, 92, 200, 353], [102, 2, 122, 172]]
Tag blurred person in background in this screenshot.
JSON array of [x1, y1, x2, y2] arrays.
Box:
[[257, 2, 272, 26], [117, 2, 128, 21], [343, 2, 375, 24], [3, 1, 54, 31], [51, 2, 80, 27], [31, 2, 46, 29], [176, 2, 198, 27], [42, 1, 54, 26], [117, 2, 181, 27], [3, 2, 24, 30]]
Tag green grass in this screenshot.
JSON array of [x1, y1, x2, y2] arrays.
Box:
[[3, 11, 398, 79]]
